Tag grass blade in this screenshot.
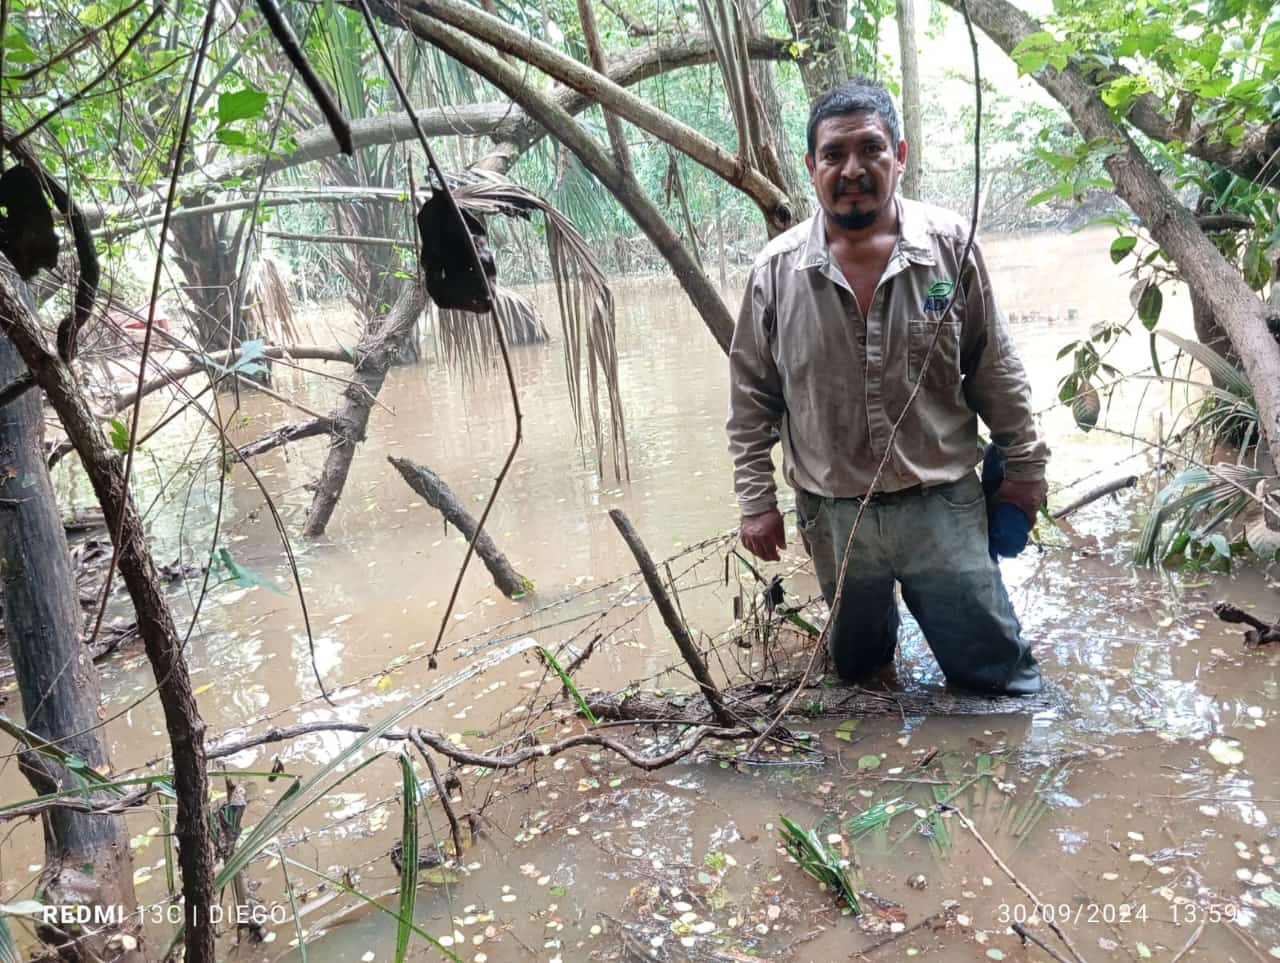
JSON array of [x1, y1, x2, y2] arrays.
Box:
[[283, 857, 459, 961], [539, 645, 598, 724], [275, 844, 307, 963], [396, 752, 420, 962]]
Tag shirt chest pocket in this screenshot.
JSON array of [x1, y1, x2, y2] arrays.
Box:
[[907, 320, 962, 387]]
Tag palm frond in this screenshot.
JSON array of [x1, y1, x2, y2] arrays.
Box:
[[1157, 330, 1253, 399], [1134, 463, 1271, 565], [437, 283, 548, 373], [451, 172, 630, 480]]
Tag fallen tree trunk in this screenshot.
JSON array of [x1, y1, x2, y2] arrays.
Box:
[[388, 455, 530, 598], [304, 283, 426, 537], [588, 679, 1061, 722]]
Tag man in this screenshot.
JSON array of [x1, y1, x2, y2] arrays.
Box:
[[726, 79, 1048, 695]]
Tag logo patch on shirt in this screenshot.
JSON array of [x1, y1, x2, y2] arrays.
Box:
[[924, 279, 955, 313]]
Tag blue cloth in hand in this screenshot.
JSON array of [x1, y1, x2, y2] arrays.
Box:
[[980, 443, 1031, 560]]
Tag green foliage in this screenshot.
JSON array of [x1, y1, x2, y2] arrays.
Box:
[[777, 815, 860, 913], [538, 646, 598, 724], [1055, 321, 1126, 432], [395, 752, 421, 962]]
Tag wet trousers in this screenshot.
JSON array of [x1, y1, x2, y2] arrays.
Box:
[[795, 472, 1042, 695]]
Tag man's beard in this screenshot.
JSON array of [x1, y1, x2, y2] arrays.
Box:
[[830, 207, 878, 230]]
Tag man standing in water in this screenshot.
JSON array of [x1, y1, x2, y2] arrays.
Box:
[[726, 79, 1048, 695]]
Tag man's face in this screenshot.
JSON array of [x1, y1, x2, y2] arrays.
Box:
[[805, 111, 907, 232]]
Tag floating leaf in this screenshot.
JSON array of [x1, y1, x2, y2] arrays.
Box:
[[1208, 738, 1244, 766], [835, 720, 858, 743]]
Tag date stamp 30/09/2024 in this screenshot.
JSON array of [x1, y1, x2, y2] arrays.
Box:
[[996, 901, 1241, 927]]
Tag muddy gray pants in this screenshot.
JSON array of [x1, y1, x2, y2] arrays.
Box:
[[795, 472, 1041, 695]]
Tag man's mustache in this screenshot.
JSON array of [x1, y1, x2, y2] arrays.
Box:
[[835, 177, 875, 196]]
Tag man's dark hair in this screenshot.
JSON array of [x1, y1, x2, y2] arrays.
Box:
[[805, 78, 901, 157]]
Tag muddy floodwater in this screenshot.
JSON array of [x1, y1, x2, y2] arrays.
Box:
[[4, 227, 1280, 962]]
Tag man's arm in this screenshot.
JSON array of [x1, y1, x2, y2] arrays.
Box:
[[959, 242, 1050, 516], [727, 265, 787, 558]]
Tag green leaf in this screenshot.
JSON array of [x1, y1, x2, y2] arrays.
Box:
[[217, 87, 268, 125], [215, 129, 248, 148], [538, 646, 598, 725], [1137, 283, 1163, 329], [215, 547, 285, 595], [0, 914, 20, 963], [1072, 384, 1101, 431], [396, 752, 419, 963], [835, 719, 858, 743], [1243, 242, 1269, 291], [857, 754, 881, 771], [1110, 236, 1137, 263], [109, 418, 131, 452]]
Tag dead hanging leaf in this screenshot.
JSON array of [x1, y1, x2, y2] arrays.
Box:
[[418, 189, 493, 313], [1072, 382, 1101, 431], [1244, 508, 1280, 561], [0, 165, 59, 280]]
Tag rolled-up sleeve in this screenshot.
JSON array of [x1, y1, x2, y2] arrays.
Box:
[[727, 265, 786, 514], [960, 242, 1050, 481]]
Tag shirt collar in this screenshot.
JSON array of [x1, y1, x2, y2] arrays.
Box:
[[796, 197, 936, 271]]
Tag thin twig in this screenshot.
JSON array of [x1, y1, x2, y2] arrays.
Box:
[[1168, 918, 1206, 963], [946, 805, 1089, 963], [408, 728, 464, 861], [1012, 921, 1073, 963]]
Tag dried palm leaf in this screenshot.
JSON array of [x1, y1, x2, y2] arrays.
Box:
[[450, 172, 629, 481], [437, 284, 547, 375], [243, 255, 300, 345]]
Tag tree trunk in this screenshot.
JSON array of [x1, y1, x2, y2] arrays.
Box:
[[0, 267, 218, 963], [936, 0, 1280, 483], [897, 0, 923, 198], [0, 268, 142, 963], [169, 208, 266, 359], [304, 282, 426, 537], [388, 456, 530, 597], [782, 0, 856, 101]]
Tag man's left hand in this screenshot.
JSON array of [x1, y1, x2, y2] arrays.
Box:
[[996, 478, 1047, 524]]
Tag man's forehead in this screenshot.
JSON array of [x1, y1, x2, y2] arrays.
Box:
[[813, 111, 892, 146]]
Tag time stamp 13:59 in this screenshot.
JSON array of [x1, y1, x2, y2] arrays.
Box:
[[996, 902, 1241, 926]]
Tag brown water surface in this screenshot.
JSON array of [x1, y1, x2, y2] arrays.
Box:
[[4, 227, 1279, 962]]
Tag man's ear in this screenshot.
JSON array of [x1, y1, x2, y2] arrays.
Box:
[[896, 139, 908, 175], [804, 152, 815, 176]]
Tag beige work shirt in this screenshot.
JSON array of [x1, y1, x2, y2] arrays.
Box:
[[727, 198, 1049, 516]]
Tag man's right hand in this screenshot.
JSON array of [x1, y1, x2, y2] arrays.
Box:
[[740, 508, 786, 562]]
